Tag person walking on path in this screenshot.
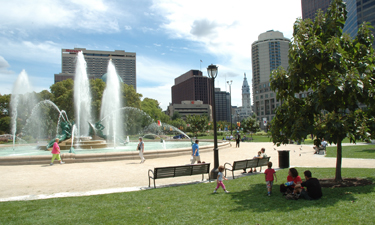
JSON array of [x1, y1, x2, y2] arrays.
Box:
[[235, 132, 241, 148], [50, 138, 65, 166], [213, 165, 229, 193], [264, 161, 277, 196], [137, 137, 145, 163], [191, 140, 200, 164]]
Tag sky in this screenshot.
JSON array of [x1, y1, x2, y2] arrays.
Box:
[[0, 0, 302, 111]]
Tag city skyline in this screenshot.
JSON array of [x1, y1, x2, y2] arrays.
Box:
[[0, 0, 302, 110]]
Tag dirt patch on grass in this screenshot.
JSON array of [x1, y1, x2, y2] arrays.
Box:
[[319, 178, 373, 188]]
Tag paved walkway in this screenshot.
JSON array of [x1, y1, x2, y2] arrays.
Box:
[[1, 142, 374, 202]]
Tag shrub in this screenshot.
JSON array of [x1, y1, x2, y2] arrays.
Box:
[[255, 131, 267, 136]]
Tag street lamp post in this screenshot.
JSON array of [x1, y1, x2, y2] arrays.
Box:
[[227, 80, 232, 135], [207, 64, 219, 179]]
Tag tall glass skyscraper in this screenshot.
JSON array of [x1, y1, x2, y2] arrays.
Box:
[[301, 0, 375, 47], [343, 0, 375, 47]]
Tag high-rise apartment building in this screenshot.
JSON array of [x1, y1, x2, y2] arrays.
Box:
[[171, 70, 212, 106], [214, 88, 231, 122], [251, 30, 290, 128], [54, 48, 136, 90]]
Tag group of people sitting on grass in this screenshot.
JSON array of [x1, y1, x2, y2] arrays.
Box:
[[278, 167, 323, 200], [240, 148, 322, 200]]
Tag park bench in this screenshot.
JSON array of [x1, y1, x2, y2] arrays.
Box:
[[148, 163, 211, 188], [224, 157, 271, 179]]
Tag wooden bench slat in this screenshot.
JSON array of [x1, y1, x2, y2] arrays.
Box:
[[192, 164, 210, 175], [246, 160, 258, 167], [233, 160, 248, 170], [149, 163, 211, 188], [224, 157, 271, 179], [155, 168, 176, 178], [174, 166, 193, 176]]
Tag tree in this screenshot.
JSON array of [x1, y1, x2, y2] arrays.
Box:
[[37, 90, 53, 101], [270, 0, 375, 181], [141, 98, 170, 123], [90, 79, 106, 121], [242, 114, 260, 134], [50, 79, 75, 120], [186, 114, 209, 137], [0, 94, 10, 118], [169, 118, 187, 131], [171, 111, 181, 120], [123, 84, 142, 109]]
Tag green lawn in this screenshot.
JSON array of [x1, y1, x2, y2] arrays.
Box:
[[1, 168, 374, 224], [326, 145, 375, 159]]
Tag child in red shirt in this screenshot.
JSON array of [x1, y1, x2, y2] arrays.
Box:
[[264, 161, 277, 196]]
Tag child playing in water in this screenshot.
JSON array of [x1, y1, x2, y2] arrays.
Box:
[[214, 165, 229, 193], [50, 138, 65, 165]]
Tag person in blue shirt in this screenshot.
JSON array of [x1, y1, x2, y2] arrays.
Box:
[[191, 140, 200, 164]]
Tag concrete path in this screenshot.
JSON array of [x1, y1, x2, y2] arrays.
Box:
[[1, 142, 374, 201]]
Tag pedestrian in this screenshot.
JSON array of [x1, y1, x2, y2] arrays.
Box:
[[235, 132, 241, 148], [137, 137, 145, 163], [213, 165, 229, 193], [50, 138, 65, 165], [264, 161, 277, 196], [191, 140, 200, 164]]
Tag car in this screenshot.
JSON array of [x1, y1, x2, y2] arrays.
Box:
[[173, 134, 185, 139]]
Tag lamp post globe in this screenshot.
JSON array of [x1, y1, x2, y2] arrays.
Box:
[[207, 64, 219, 179]]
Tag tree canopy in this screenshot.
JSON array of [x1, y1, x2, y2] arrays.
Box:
[[186, 114, 209, 137], [270, 0, 375, 181], [141, 98, 170, 123], [241, 114, 260, 134]]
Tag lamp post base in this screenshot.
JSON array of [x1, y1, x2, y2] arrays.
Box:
[[210, 168, 218, 180]]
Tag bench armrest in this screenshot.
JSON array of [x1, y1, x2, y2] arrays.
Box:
[[224, 162, 233, 177], [148, 169, 155, 188]]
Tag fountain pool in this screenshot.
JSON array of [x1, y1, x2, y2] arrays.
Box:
[[0, 140, 230, 165]]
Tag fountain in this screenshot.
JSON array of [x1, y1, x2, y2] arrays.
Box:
[[74, 51, 92, 139], [1, 53, 230, 165], [100, 59, 123, 146]]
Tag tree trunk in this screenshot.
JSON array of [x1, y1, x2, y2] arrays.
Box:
[[335, 137, 343, 182]]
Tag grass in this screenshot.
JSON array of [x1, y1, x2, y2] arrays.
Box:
[[1, 168, 374, 224], [326, 145, 375, 159]]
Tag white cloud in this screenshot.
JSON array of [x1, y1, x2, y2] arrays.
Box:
[[150, 0, 301, 107], [0, 56, 16, 94], [0, 38, 61, 64], [0, 0, 123, 33]]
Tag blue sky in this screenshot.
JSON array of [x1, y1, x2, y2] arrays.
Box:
[[0, 0, 302, 110]]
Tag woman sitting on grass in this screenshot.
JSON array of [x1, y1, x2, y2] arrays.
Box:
[[280, 168, 302, 195]]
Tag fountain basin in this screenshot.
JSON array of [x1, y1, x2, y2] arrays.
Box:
[[0, 140, 231, 165]]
